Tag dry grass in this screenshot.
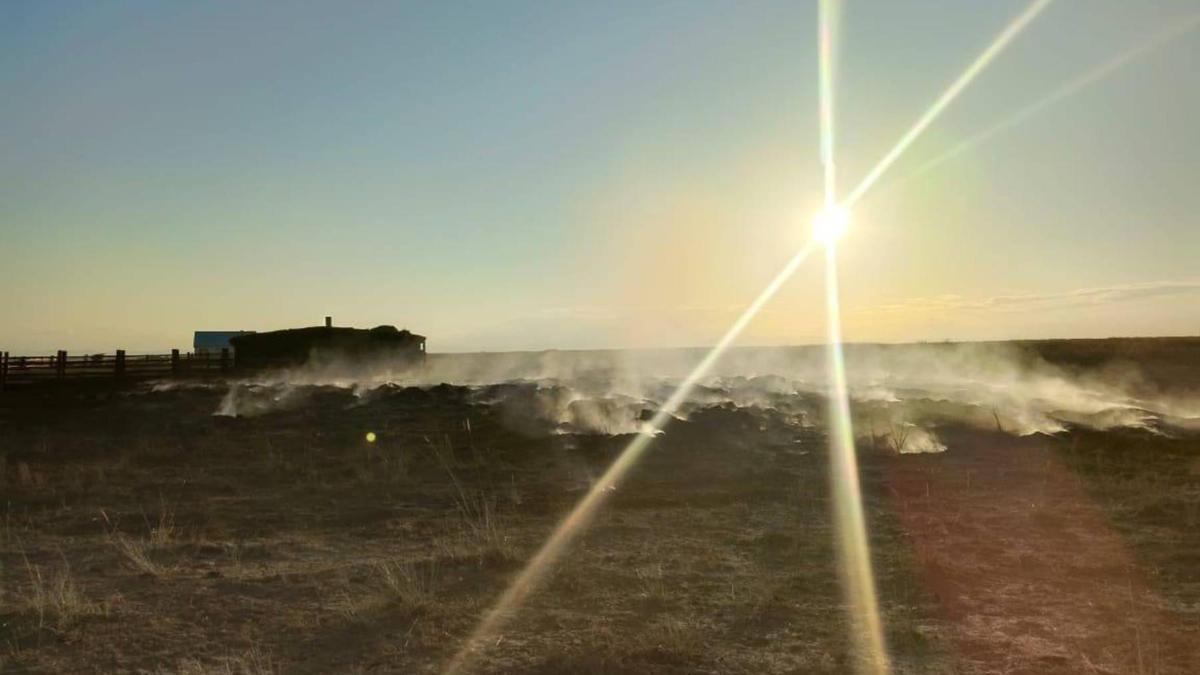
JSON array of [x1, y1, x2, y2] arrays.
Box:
[[144, 499, 177, 546], [633, 562, 668, 602], [450, 489, 512, 561], [107, 532, 166, 577], [13, 554, 109, 632], [2, 353, 1197, 673], [374, 559, 438, 609], [429, 434, 515, 564], [96, 503, 177, 577], [170, 647, 277, 675], [332, 558, 441, 626]]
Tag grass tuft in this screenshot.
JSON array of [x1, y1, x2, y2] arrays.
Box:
[[15, 554, 109, 632]]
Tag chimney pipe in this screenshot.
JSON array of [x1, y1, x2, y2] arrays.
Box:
[[325, 316, 332, 328]]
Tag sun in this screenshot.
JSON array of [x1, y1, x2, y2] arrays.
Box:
[[813, 205, 850, 244]]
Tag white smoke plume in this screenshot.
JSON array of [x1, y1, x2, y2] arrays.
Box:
[[210, 342, 1200, 443]]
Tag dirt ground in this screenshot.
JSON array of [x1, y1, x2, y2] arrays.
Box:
[[2, 349, 1199, 673]]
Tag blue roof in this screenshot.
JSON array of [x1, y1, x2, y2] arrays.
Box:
[[193, 331, 252, 349]]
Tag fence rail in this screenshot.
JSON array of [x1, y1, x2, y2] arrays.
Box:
[[0, 349, 235, 390]]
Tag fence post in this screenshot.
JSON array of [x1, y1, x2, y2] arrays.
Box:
[[1, 351, 8, 391], [220, 348, 230, 373], [171, 349, 180, 376], [115, 350, 126, 379], [56, 350, 67, 379]]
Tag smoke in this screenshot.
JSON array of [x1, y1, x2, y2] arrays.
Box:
[[209, 342, 1200, 443], [215, 382, 315, 417]]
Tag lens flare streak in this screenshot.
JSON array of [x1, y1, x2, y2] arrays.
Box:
[[817, 4, 887, 671], [819, 0, 840, 209], [443, 241, 818, 675], [444, 0, 1061, 670], [823, 243, 889, 674], [897, 12, 1200, 187], [842, 0, 1053, 210]]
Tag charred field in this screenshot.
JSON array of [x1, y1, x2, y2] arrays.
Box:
[[1, 338, 1199, 674]]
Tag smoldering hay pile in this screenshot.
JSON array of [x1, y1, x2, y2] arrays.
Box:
[[211, 342, 1200, 451]]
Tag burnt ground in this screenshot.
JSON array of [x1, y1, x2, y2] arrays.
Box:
[[1, 379, 1198, 674]]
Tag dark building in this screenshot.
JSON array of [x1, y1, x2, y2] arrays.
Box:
[[229, 318, 425, 368]]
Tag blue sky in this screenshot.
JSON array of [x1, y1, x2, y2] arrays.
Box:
[[2, 0, 1198, 352]]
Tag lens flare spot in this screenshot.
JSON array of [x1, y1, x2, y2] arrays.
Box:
[[365, 431, 377, 443], [813, 206, 850, 244]]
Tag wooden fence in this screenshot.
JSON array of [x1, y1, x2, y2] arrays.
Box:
[[0, 349, 233, 390]]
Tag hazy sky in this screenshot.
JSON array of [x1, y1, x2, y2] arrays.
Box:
[[2, 0, 1197, 353]]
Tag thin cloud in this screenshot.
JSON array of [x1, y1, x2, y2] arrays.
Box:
[[858, 280, 1200, 315]]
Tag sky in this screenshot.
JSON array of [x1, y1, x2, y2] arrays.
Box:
[[2, 0, 1198, 353]]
